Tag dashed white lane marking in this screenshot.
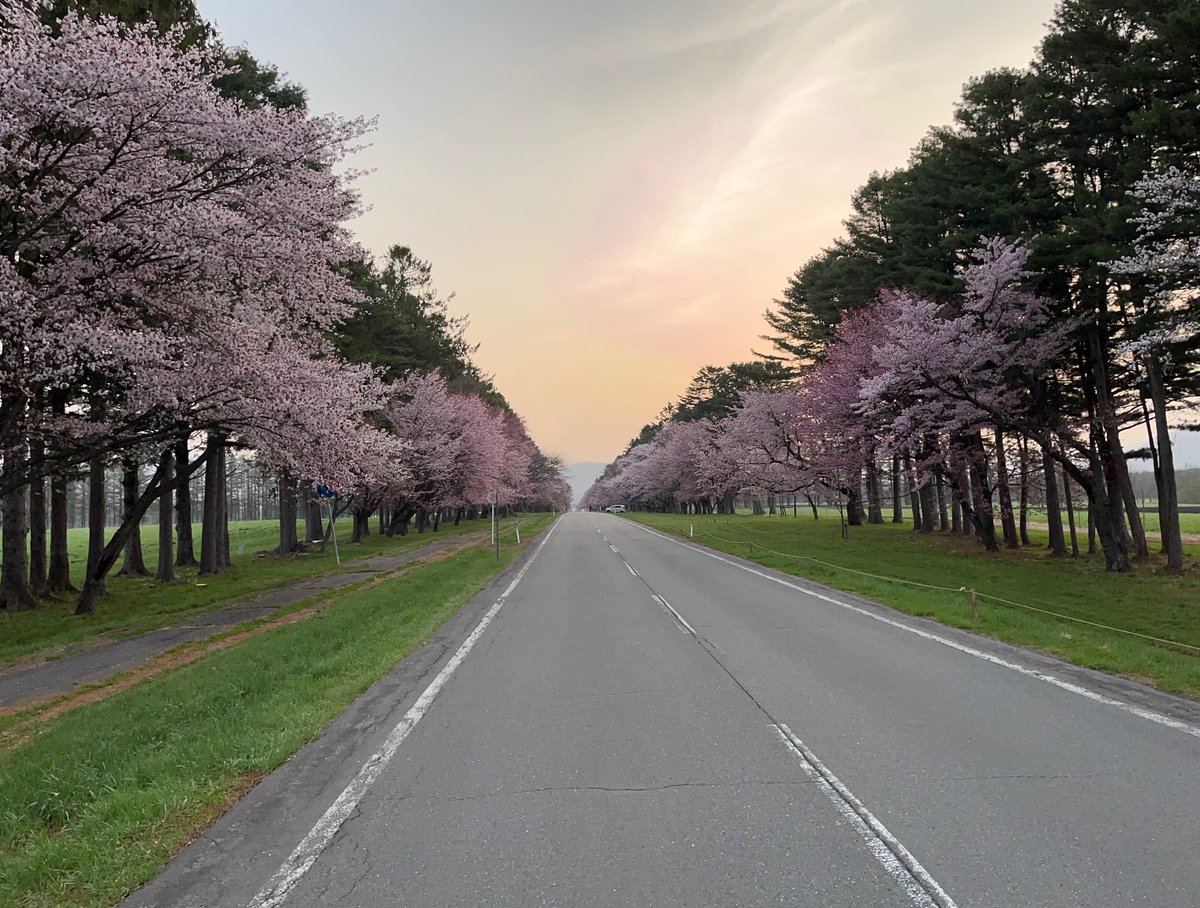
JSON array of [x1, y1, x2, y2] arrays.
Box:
[[774, 724, 958, 908], [626, 563, 639, 577], [651, 593, 696, 636], [610, 544, 619, 554], [247, 519, 562, 908], [632, 523, 1200, 741]]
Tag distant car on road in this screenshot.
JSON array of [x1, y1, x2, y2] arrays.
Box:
[[604, 505, 626, 513]]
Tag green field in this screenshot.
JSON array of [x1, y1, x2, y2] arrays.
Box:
[[0, 515, 518, 669], [628, 512, 1200, 699], [0, 515, 554, 908]]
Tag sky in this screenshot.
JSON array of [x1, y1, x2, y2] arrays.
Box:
[[199, 0, 1068, 464]]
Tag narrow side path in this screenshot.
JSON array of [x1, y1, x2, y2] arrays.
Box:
[[0, 532, 482, 712]]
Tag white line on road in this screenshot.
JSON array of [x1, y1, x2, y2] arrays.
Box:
[[634, 524, 1200, 741], [626, 563, 639, 576], [774, 724, 958, 908], [246, 518, 561, 908], [651, 593, 696, 636], [610, 544, 620, 554]]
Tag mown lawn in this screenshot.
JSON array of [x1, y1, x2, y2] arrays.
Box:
[[0, 515, 554, 908], [0, 515, 523, 669], [628, 512, 1200, 699]]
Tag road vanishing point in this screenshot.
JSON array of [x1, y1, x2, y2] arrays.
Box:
[[125, 512, 1200, 907]]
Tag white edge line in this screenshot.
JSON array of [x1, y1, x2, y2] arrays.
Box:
[[655, 593, 697, 637], [635, 524, 1200, 741], [774, 724, 955, 908], [247, 518, 562, 908]]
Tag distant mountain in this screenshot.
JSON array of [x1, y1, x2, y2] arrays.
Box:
[[564, 461, 606, 507]]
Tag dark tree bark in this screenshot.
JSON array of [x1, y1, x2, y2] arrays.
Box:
[[866, 456, 884, 525], [1018, 437, 1032, 546], [1087, 329, 1146, 559], [199, 434, 226, 573], [48, 468, 74, 592], [175, 435, 196, 567], [77, 452, 210, 614], [1062, 462, 1079, 558], [935, 471, 950, 532], [157, 447, 175, 582], [80, 455, 107, 612], [890, 455, 903, 523], [305, 493, 322, 545], [1145, 356, 1183, 570], [918, 481, 936, 533], [1041, 443, 1068, 556], [217, 444, 229, 570], [117, 460, 150, 576], [994, 427, 1019, 549], [904, 455, 921, 531], [28, 430, 48, 598], [47, 390, 74, 591], [847, 476, 864, 527], [1, 447, 35, 611], [965, 432, 999, 552], [277, 467, 299, 555]]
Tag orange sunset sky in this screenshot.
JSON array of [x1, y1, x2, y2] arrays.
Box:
[[201, 0, 1061, 464]]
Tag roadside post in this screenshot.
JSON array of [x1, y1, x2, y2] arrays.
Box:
[[316, 484, 340, 566]]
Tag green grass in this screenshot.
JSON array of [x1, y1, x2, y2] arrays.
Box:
[[629, 512, 1200, 699], [0, 515, 553, 908], [0, 516, 513, 669], [1026, 507, 1200, 536]]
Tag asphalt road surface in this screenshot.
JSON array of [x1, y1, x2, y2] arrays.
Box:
[[125, 512, 1200, 907]]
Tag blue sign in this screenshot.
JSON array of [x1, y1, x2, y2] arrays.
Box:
[[316, 484, 336, 499]]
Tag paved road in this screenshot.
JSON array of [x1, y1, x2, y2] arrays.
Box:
[[126, 513, 1200, 907]]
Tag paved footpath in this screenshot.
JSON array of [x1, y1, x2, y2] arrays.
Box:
[[125, 513, 1200, 907], [0, 533, 477, 711]]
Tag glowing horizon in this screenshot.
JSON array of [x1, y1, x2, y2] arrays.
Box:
[[200, 0, 1060, 463]]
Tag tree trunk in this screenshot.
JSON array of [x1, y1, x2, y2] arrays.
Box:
[[277, 468, 299, 555], [1062, 462, 1079, 558], [175, 435, 196, 566], [28, 429, 48, 598], [157, 447, 175, 582], [118, 460, 150, 576], [966, 432, 999, 552], [200, 435, 225, 575], [890, 455, 903, 523], [0, 445, 35, 611], [1145, 355, 1183, 570], [1041, 443, 1068, 556], [48, 468, 74, 592], [305, 492, 322, 544], [993, 427, 1019, 549], [1018, 437, 1031, 546], [935, 471, 949, 532], [78, 455, 108, 613], [918, 479, 936, 533], [904, 455, 921, 531], [866, 457, 884, 525], [1087, 328, 1146, 559], [217, 444, 229, 570]]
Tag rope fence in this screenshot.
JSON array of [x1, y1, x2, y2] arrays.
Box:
[[692, 527, 1200, 656]]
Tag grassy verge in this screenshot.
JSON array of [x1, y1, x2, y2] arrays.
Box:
[[628, 513, 1200, 699], [0, 515, 519, 669], [0, 514, 553, 908]]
